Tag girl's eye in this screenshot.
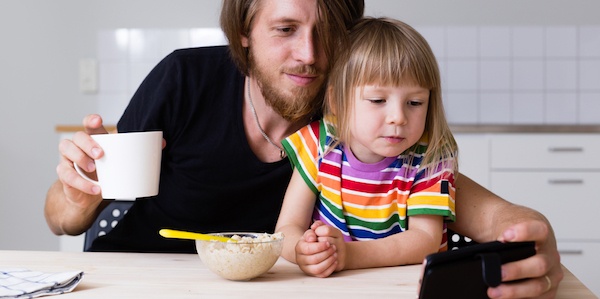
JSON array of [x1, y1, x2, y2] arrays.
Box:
[[368, 98, 386, 104], [408, 100, 423, 106]]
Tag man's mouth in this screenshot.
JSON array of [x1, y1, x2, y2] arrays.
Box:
[[284, 64, 320, 86], [287, 73, 319, 86]]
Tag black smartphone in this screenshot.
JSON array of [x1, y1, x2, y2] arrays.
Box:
[[418, 241, 536, 299]]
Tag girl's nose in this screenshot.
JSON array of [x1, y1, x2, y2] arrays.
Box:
[[387, 105, 408, 125]]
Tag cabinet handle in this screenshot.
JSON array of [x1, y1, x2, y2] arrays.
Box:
[[558, 249, 584, 255], [547, 179, 584, 185], [548, 147, 583, 153]]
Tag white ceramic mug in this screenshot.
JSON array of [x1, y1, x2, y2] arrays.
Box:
[[74, 131, 163, 200]]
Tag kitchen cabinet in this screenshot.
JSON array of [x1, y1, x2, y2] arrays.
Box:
[[454, 132, 600, 296], [453, 134, 490, 188]]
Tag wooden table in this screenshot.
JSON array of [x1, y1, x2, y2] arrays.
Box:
[[0, 250, 596, 298]]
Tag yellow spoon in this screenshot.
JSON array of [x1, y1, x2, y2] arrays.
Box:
[[159, 229, 236, 243]]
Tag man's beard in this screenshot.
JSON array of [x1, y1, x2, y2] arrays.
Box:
[[248, 50, 325, 123]]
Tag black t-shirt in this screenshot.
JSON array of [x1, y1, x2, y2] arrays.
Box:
[[89, 46, 292, 253]]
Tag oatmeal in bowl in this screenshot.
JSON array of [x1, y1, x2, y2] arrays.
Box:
[[195, 232, 284, 281]]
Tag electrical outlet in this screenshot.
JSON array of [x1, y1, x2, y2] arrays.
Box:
[[79, 59, 98, 94]]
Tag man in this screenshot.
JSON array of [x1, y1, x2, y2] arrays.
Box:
[[45, 0, 562, 298]]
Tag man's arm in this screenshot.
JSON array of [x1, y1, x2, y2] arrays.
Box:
[[449, 173, 563, 299], [45, 180, 107, 236], [44, 114, 110, 236]]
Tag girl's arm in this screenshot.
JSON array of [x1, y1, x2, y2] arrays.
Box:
[[315, 214, 444, 271], [275, 169, 337, 276]]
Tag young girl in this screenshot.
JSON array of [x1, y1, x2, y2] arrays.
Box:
[[275, 17, 459, 278]]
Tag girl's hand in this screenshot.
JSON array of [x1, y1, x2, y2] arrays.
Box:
[[294, 228, 338, 277], [313, 223, 347, 272]]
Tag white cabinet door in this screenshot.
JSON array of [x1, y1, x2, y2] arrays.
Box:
[[490, 134, 600, 170], [491, 171, 600, 241], [489, 133, 600, 297], [559, 242, 600, 296], [454, 133, 490, 189]]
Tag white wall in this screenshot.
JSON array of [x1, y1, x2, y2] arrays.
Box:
[[0, 0, 221, 251], [1, 0, 599, 251], [367, 0, 600, 25]]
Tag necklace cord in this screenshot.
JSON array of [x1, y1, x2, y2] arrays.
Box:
[[246, 79, 287, 159]]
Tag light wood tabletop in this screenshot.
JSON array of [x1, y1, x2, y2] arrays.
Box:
[[0, 250, 596, 298]]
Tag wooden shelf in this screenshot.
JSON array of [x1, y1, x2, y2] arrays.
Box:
[[55, 125, 117, 133]]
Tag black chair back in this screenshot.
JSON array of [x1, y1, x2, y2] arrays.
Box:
[[83, 201, 133, 252], [448, 229, 477, 250]]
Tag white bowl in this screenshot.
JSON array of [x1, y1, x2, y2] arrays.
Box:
[[195, 232, 284, 281]]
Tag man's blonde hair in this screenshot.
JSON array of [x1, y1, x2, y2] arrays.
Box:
[[220, 0, 365, 75]]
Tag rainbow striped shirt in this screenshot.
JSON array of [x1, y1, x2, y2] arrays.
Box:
[[282, 120, 456, 246]]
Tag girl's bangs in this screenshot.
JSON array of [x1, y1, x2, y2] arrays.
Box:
[[350, 28, 437, 89]]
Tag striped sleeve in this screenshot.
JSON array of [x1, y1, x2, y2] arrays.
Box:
[[282, 121, 324, 195], [406, 160, 456, 222]]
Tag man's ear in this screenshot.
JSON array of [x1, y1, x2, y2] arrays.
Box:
[[326, 86, 337, 116], [241, 34, 249, 48]]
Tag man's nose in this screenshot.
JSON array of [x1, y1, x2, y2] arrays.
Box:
[[293, 31, 317, 65]]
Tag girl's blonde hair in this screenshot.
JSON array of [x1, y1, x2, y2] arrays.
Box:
[[325, 17, 458, 172]]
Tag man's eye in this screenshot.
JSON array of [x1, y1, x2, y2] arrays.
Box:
[[277, 27, 294, 34]]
